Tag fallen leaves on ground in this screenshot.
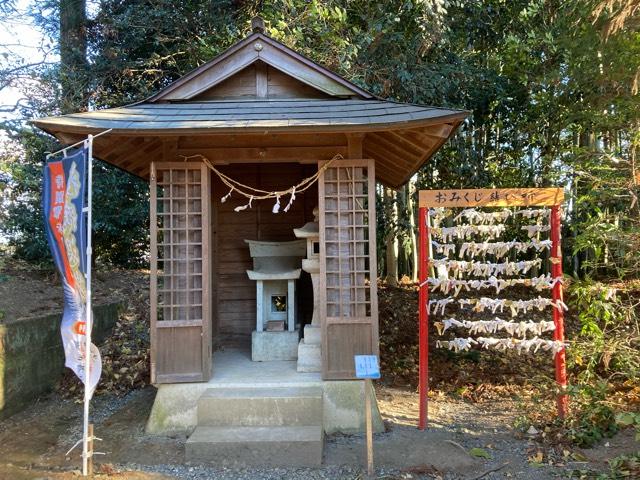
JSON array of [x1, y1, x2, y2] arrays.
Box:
[[57, 277, 150, 399]]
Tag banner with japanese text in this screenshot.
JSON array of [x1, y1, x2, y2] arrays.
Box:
[[43, 147, 101, 397]]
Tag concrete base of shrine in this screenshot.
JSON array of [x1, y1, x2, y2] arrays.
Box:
[[251, 330, 299, 361], [146, 348, 383, 436]]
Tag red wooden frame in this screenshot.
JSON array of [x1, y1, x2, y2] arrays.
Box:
[[417, 188, 568, 430], [551, 205, 568, 417], [418, 206, 429, 430]]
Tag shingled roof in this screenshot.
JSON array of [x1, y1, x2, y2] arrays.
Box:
[[32, 26, 468, 188], [33, 99, 465, 133]]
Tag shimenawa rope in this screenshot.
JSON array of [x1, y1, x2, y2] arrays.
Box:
[[179, 153, 342, 213]]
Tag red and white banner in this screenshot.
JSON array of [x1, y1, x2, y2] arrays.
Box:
[[43, 146, 101, 397]]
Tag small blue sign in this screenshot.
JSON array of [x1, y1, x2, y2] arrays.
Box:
[[354, 355, 381, 379]]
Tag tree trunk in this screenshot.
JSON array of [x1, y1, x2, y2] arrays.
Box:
[[60, 0, 88, 113], [384, 187, 398, 286]]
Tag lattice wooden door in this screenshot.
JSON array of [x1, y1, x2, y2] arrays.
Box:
[[318, 159, 379, 379], [150, 162, 212, 383]]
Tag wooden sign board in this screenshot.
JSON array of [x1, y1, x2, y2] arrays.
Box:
[[419, 188, 564, 208]]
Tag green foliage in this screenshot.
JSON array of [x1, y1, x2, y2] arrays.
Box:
[[571, 280, 621, 335], [0, 131, 57, 263], [88, 0, 247, 106], [468, 447, 492, 459], [0, 129, 149, 267], [91, 162, 149, 268], [568, 279, 640, 382], [564, 382, 620, 448], [616, 412, 640, 442], [2, 0, 638, 275], [571, 452, 640, 479], [606, 452, 640, 479]]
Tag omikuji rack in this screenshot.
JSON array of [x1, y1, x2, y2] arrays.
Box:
[[417, 188, 567, 430]]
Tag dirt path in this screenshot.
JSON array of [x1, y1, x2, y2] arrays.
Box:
[[0, 385, 633, 479]]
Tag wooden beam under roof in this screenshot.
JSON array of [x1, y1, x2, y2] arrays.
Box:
[[101, 136, 145, 165], [407, 124, 454, 142], [117, 138, 162, 170], [178, 132, 347, 149], [376, 132, 427, 157], [177, 145, 347, 163], [382, 130, 431, 157], [366, 133, 421, 168], [361, 147, 406, 187], [132, 151, 161, 178]]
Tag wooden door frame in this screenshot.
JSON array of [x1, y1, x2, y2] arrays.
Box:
[[150, 160, 212, 383], [318, 157, 379, 380]]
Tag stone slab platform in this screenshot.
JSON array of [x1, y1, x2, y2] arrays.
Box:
[[186, 425, 323, 467], [197, 386, 323, 426], [146, 348, 383, 436]]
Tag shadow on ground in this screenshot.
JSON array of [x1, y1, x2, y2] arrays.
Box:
[[0, 385, 635, 479]]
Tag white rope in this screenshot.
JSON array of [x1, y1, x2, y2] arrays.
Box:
[[522, 224, 552, 238], [437, 337, 566, 355], [429, 296, 568, 316], [453, 208, 511, 225], [432, 239, 552, 258], [221, 188, 233, 203], [432, 224, 507, 242], [425, 275, 563, 295], [428, 207, 550, 226], [179, 153, 342, 212], [428, 258, 542, 277], [434, 317, 556, 337]]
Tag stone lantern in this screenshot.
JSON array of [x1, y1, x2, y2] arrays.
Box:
[[245, 239, 306, 361], [293, 208, 321, 372]]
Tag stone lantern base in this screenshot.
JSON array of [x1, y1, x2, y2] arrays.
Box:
[[297, 325, 321, 372], [252, 330, 299, 361]]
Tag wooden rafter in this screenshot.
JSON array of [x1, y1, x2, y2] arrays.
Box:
[[378, 130, 426, 158], [100, 137, 143, 164], [117, 138, 160, 169], [365, 133, 420, 168]]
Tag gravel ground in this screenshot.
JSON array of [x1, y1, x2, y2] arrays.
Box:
[[0, 385, 635, 480]]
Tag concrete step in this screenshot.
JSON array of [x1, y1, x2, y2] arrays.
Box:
[[186, 425, 323, 466], [197, 386, 323, 427], [297, 340, 321, 373]]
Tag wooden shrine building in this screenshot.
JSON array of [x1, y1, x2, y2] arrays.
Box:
[[34, 19, 467, 464]]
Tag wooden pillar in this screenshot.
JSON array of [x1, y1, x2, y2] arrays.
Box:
[[149, 162, 157, 383]]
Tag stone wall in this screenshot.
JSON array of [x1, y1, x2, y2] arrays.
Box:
[[0, 302, 122, 420]]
